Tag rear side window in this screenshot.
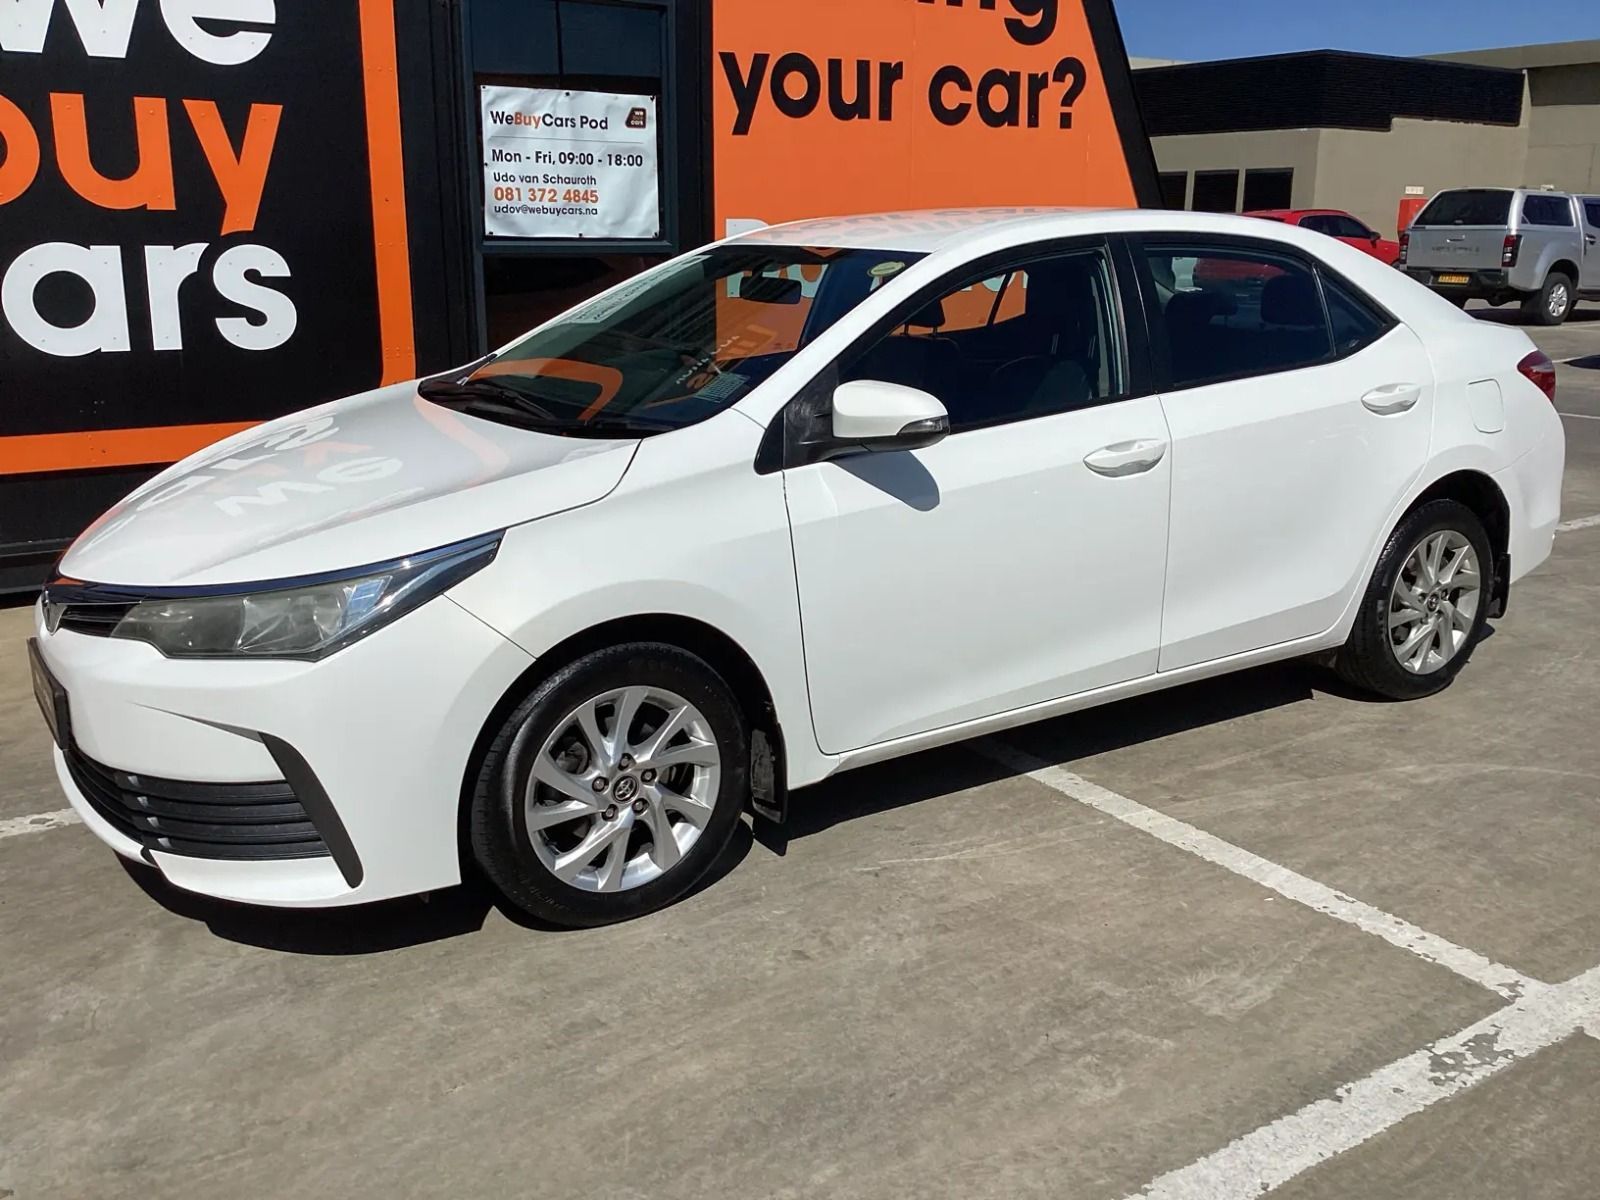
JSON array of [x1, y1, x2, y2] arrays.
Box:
[[1322, 275, 1390, 357], [1415, 190, 1513, 227], [1522, 195, 1574, 227], [1142, 245, 1332, 388], [1587, 201, 1600, 228]]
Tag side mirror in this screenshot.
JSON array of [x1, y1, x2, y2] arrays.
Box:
[[1369, 231, 1382, 244], [831, 380, 950, 454]]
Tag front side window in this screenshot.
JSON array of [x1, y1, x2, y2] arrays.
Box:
[[424, 245, 924, 437], [1586, 200, 1600, 229], [840, 249, 1124, 433], [1522, 195, 1574, 227], [1142, 244, 1334, 388]]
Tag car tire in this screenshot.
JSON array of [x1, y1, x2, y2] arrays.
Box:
[[1334, 500, 1495, 701], [1522, 272, 1574, 326], [1444, 295, 1468, 309], [469, 643, 749, 928]]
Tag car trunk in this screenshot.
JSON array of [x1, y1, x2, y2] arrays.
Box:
[[1407, 228, 1506, 273], [1408, 189, 1513, 274]]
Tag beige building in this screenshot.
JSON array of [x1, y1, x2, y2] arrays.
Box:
[[1134, 41, 1600, 239]]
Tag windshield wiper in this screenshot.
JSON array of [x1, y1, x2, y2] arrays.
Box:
[[417, 376, 559, 422]]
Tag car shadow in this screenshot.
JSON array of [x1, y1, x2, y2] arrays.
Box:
[[769, 658, 1334, 848], [1472, 307, 1600, 326], [121, 651, 1440, 948], [121, 815, 756, 953]]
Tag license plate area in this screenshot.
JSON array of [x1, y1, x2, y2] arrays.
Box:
[[1435, 273, 1472, 286], [28, 638, 71, 749]]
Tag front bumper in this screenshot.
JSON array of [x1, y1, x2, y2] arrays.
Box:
[[35, 594, 534, 907]]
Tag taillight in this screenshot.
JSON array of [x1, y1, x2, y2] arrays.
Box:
[[1502, 235, 1522, 268], [1518, 349, 1557, 403], [1398, 231, 1409, 265]]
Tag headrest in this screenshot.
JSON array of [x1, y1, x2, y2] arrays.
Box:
[[906, 299, 946, 329], [1165, 289, 1233, 327], [1262, 275, 1322, 328]]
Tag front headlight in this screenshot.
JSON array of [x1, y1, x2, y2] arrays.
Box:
[[107, 533, 501, 660]]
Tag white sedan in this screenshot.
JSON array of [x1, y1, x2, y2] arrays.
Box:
[[31, 209, 1566, 927]]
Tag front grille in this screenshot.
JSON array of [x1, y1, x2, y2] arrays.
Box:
[[56, 602, 134, 637], [64, 745, 331, 861]]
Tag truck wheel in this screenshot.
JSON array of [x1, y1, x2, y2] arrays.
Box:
[[1522, 273, 1574, 326]]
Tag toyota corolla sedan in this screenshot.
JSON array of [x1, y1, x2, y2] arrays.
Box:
[[31, 209, 1565, 928]]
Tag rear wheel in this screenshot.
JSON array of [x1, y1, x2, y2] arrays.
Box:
[[1522, 272, 1574, 326], [469, 643, 749, 927], [1334, 500, 1493, 700]]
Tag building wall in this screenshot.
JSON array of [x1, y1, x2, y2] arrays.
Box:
[[1141, 41, 1600, 238], [1148, 129, 1323, 210], [1523, 64, 1600, 192], [1313, 111, 1531, 236]]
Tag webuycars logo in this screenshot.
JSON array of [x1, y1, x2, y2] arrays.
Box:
[[486, 109, 613, 131]]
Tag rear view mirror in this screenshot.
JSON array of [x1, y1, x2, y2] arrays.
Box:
[[734, 274, 802, 305], [831, 380, 950, 454]]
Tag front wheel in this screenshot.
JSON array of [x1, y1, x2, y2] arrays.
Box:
[[1522, 273, 1574, 326], [469, 643, 749, 927], [1334, 500, 1494, 701]]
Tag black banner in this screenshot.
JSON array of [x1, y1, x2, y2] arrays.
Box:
[[0, 0, 392, 452]]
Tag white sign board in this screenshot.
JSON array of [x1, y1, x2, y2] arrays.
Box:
[[480, 86, 661, 240]]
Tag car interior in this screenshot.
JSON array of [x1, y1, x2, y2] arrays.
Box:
[[844, 254, 1119, 430]]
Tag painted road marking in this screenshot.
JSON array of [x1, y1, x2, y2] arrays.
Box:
[[978, 742, 1538, 1000], [0, 808, 80, 841], [1559, 411, 1600, 420], [1557, 513, 1600, 532], [1127, 964, 1600, 1200]]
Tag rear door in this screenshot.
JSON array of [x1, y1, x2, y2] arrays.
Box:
[[1407, 189, 1514, 275], [1135, 236, 1436, 671]]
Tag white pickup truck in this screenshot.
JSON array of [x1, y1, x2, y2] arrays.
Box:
[[1400, 187, 1600, 325]]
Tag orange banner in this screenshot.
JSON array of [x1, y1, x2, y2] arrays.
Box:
[[712, 0, 1153, 235]]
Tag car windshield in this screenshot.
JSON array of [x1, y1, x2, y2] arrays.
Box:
[[1414, 190, 1513, 227], [422, 245, 924, 437]]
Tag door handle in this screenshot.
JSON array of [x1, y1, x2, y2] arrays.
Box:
[[1361, 384, 1421, 416], [1084, 439, 1168, 477]]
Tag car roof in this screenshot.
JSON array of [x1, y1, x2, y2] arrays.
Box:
[[722, 207, 1365, 253], [723, 208, 1115, 252]]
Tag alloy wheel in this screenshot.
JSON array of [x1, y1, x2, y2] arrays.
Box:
[[525, 686, 721, 892], [1550, 282, 1571, 320], [1388, 530, 1482, 675]]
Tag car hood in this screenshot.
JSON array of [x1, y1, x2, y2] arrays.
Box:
[[60, 382, 639, 587]]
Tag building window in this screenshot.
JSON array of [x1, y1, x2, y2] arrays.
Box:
[[1159, 172, 1189, 210], [1242, 168, 1294, 213], [1192, 170, 1240, 213]]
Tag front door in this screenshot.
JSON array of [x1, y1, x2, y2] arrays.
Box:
[[1582, 198, 1600, 292], [783, 245, 1172, 754], [1137, 237, 1436, 672]]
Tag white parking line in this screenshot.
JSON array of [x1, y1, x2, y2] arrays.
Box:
[[0, 808, 80, 841], [1128, 964, 1600, 1200], [978, 742, 1539, 999], [1557, 513, 1600, 533], [1559, 411, 1600, 420]]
